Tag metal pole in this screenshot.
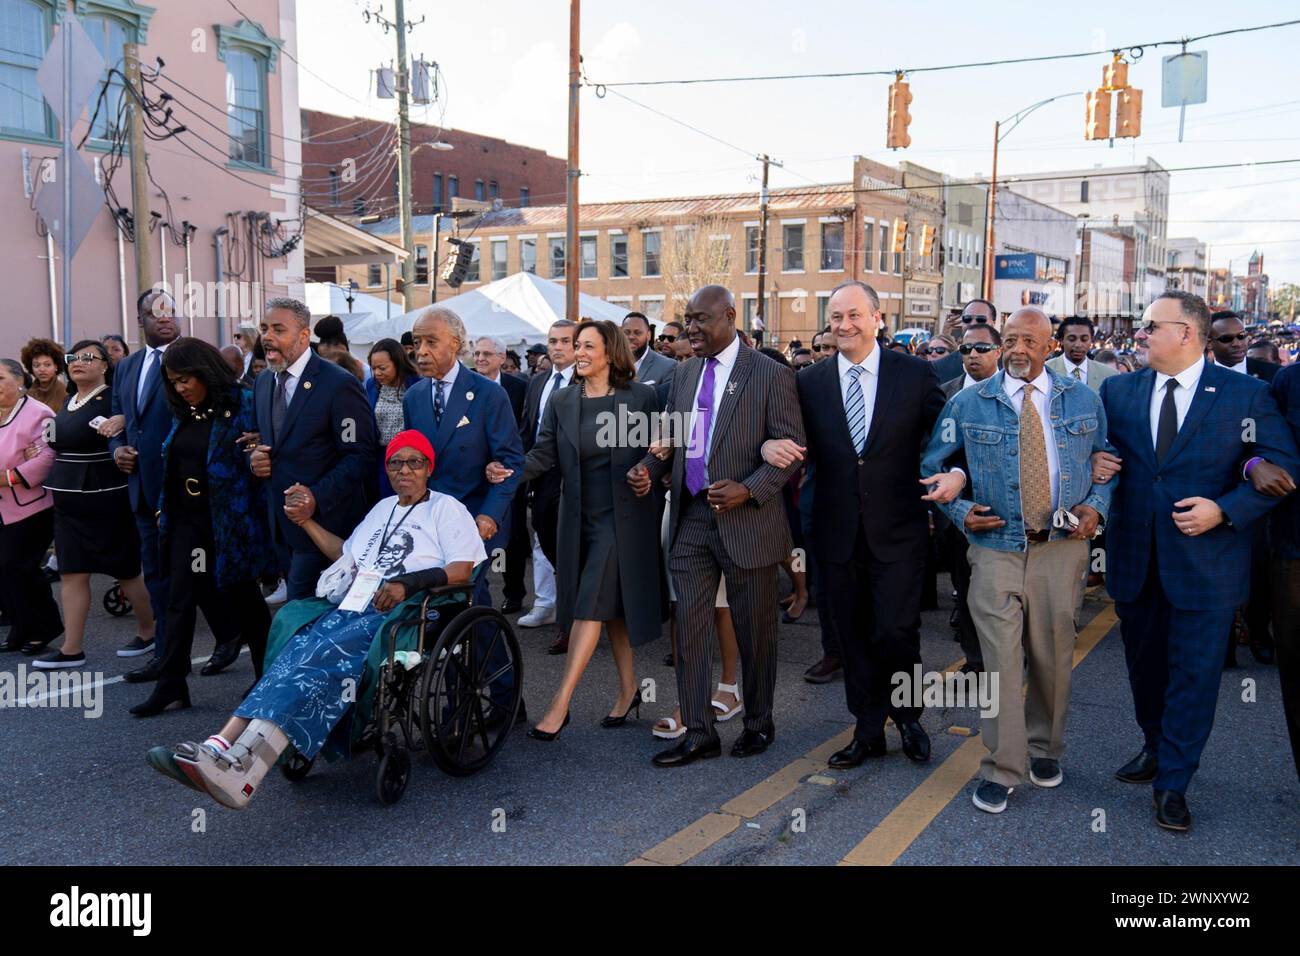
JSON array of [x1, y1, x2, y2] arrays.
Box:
[[59, 5, 72, 347], [159, 222, 168, 298], [214, 231, 227, 343], [756, 154, 770, 338], [564, 0, 580, 323], [184, 226, 194, 337], [431, 212, 441, 304], [124, 41, 152, 301], [117, 226, 129, 341], [982, 120, 999, 300], [46, 231, 58, 341], [394, 0, 415, 313], [385, 261, 392, 320]]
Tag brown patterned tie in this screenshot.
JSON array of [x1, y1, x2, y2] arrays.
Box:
[[1019, 382, 1052, 532]]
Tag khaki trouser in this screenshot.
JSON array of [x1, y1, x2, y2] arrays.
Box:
[[967, 538, 1089, 788]]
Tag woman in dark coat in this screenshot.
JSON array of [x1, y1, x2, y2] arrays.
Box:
[[365, 338, 421, 497], [129, 338, 275, 716], [488, 319, 665, 740]]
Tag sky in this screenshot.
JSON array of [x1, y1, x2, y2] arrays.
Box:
[[297, 0, 1300, 285]]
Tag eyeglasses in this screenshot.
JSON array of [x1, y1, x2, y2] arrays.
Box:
[[657, 334, 677, 342], [1213, 332, 1248, 344], [959, 342, 999, 355], [385, 456, 430, 474], [813, 344, 836, 352], [923, 346, 950, 356], [65, 352, 105, 365], [960, 314, 992, 324], [1136, 318, 1188, 334]]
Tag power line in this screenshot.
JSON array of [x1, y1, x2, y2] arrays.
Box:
[[586, 18, 1300, 88]]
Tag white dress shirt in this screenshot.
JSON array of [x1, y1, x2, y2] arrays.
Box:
[[136, 341, 171, 408], [961, 372, 980, 391], [1063, 356, 1089, 384], [688, 334, 742, 473], [430, 359, 461, 416], [278, 346, 313, 405], [1150, 356, 1205, 450], [536, 362, 574, 437], [837, 346, 881, 446], [634, 350, 648, 377], [1224, 357, 1249, 375], [1004, 369, 1060, 511]]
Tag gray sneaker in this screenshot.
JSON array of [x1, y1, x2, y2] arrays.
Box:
[[972, 779, 1012, 814], [1029, 758, 1063, 788]]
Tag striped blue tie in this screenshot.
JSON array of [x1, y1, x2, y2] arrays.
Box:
[[845, 365, 867, 454]]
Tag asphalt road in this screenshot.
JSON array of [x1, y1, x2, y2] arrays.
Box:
[[1, 572, 1296, 866]]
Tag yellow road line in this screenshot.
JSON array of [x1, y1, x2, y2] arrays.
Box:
[[839, 605, 1118, 866]]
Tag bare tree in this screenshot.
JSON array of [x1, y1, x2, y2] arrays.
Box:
[[658, 214, 734, 319]]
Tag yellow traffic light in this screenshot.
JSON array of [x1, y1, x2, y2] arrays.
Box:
[[1102, 57, 1128, 91], [920, 223, 935, 259], [891, 218, 907, 255], [887, 74, 912, 150], [1115, 87, 1142, 138], [1085, 89, 1112, 140]]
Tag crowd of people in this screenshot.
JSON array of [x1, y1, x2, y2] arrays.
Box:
[[1, 283, 1297, 831]]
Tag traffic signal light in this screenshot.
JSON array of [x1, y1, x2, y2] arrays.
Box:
[[1115, 87, 1142, 138], [886, 74, 912, 149], [891, 218, 907, 255], [441, 238, 473, 288], [919, 223, 935, 259], [1102, 57, 1128, 91], [1084, 89, 1112, 140]]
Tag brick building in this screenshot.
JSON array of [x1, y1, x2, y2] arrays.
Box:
[[298, 108, 565, 222]]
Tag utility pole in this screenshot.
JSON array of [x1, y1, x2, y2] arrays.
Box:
[[124, 41, 152, 307], [982, 119, 999, 300], [755, 153, 782, 341], [564, 0, 580, 323]]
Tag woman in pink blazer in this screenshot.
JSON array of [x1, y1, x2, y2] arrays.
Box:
[[0, 358, 63, 653]]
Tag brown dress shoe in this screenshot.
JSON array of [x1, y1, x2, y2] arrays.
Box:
[[804, 655, 842, 684], [548, 632, 569, 656]]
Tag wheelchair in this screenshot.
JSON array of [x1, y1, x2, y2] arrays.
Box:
[[103, 584, 132, 617], [277, 577, 523, 805]]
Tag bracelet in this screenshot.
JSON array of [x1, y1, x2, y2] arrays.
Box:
[[1244, 456, 1264, 478]]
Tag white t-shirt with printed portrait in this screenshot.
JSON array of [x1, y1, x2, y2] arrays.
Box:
[[342, 491, 486, 580]]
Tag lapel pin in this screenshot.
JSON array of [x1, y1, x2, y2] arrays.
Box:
[[727, 382, 737, 396], [224, 410, 231, 418], [1205, 386, 1216, 392], [465, 390, 474, 401], [303, 381, 312, 390]]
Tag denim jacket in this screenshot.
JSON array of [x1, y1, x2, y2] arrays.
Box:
[[920, 368, 1116, 552]]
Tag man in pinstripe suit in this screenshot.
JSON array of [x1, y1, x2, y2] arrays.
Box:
[[630, 285, 805, 767]]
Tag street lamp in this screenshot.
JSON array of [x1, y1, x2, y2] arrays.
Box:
[[982, 92, 1086, 299]]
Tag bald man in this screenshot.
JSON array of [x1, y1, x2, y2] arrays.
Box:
[[922, 306, 1115, 815]]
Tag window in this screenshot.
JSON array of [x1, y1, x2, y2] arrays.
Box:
[[489, 181, 499, 199], [820, 221, 844, 271], [905, 230, 912, 270], [519, 186, 529, 207], [432, 173, 443, 212], [0, 0, 52, 137], [465, 242, 480, 282], [367, 263, 381, 287], [782, 223, 804, 272], [974, 235, 982, 269], [743, 298, 758, 329], [817, 295, 830, 326], [448, 175, 458, 199], [580, 235, 597, 278], [745, 226, 760, 273], [474, 180, 485, 201], [879, 223, 889, 273], [643, 231, 661, 277], [520, 237, 536, 274], [415, 244, 428, 284], [225, 49, 267, 166], [640, 297, 664, 321], [83, 14, 129, 142], [549, 237, 565, 278], [862, 221, 874, 272], [611, 234, 628, 278], [710, 235, 730, 273], [1080, 180, 1089, 203], [491, 238, 507, 280]]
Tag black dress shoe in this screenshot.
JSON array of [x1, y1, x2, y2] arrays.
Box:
[[730, 726, 775, 758], [201, 640, 241, 676], [898, 720, 931, 762], [1153, 789, 1191, 831], [124, 659, 166, 684], [828, 736, 887, 768], [129, 682, 192, 718], [526, 711, 570, 741], [652, 736, 722, 767], [547, 632, 569, 656], [501, 598, 523, 614], [1250, 639, 1276, 665], [1115, 747, 1158, 783]]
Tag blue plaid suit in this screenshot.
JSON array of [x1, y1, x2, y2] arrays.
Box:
[[1101, 361, 1298, 792]]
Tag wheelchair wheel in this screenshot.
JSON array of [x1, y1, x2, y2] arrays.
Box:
[[375, 735, 411, 805], [103, 585, 132, 618], [281, 750, 314, 782], [419, 606, 522, 778]]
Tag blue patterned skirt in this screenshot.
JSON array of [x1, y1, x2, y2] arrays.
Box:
[[235, 607, 384, 759]]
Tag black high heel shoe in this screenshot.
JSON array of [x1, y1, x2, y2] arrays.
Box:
[[600, 690, 642, 728], [526, 711, 570, 741], [129, 682, 192, 718]]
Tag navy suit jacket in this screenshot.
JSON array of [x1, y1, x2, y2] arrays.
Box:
[[402, 364, 524, 533], [497, 372, 528, 426], [1269, 364, 1300, 559], [109, 345, 175, 515], [251, 352, 377, 551], [1101, 362, 1299, 610]]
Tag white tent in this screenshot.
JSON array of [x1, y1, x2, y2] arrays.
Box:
[[326, 271, 631, 351]]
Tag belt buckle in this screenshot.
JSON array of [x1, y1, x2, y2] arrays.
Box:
[[184, 477, 201, 497]]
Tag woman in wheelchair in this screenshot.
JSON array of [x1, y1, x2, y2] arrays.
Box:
[[146, 430, 486, 809]]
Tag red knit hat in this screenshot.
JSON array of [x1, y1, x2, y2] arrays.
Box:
[[385, 429, 436, 472]]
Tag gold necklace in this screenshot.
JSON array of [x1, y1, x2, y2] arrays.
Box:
[[67, 383, 107, 412]]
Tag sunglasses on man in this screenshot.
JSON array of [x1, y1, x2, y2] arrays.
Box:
[[1213, 332, 1248, 345], [813, 343, 836, 352], [921, 346, 950, 356], [959, 342, 998, 355], [657, 334, 676, 342], [960, 314, 992, 324]]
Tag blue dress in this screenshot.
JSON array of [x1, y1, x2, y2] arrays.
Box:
[[235, 606, 385, 759]]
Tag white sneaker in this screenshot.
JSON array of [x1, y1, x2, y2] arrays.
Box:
[[517, 605, 556, 628], [264, 579, 288, 605]]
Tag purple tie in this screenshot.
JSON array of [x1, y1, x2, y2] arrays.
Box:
[[686, 357, 718, 496]]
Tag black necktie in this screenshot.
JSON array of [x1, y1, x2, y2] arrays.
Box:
[[1155, 378, 1179, 464], [271, 370, 290, 440], [433, 379, 446, 427], [137, 349, 158, 414]]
